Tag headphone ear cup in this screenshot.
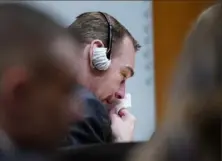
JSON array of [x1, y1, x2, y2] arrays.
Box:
[[92, 47, 111, 71]]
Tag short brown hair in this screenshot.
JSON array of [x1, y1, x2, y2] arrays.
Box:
[[68, 12, 141, 52]]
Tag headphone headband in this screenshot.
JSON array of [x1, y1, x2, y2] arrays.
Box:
[[98, 12, 113, 60]]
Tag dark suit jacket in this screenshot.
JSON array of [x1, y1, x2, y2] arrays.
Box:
[[60, 86, 113, 150], [58, 142, 143, 161]]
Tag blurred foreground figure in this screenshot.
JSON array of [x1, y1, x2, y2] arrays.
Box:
[[0, 2, 78, 159], [129, 3, 222, 161]]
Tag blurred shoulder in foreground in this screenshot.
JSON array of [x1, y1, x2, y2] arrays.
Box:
[[128, 3, 222, 161]]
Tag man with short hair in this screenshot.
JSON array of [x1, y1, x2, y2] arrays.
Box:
[[65, 12, 141, 146], [0, 2, 79, 156]]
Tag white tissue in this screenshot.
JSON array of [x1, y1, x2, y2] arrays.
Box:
[[114, 93, 132, 114]]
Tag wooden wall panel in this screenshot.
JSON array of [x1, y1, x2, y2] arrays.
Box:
[[153, 1, 214, 126]]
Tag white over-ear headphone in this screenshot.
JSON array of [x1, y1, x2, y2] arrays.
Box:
[[92, 47, 111, 71], [91, 12, 112, 71]]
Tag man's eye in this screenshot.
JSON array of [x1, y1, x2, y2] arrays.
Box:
[[121, 71, 128, 79]]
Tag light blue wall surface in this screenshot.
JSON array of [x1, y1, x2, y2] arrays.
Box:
[[26, 1, 155, 141]]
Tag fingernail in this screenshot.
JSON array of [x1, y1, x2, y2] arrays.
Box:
[[118, 111, 125, 117]]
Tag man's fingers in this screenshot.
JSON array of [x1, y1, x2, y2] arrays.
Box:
[[119, 109, 129, 115], [118, 108, 126, 117], [109, 109, 120, 120], [109, 108, 116, 115], [119, 109, 136, 122]]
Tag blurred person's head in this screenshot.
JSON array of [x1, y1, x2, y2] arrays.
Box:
[[129, 3, 222, 161], [0, 3, 78, 150], [68, 12, 140, 105]]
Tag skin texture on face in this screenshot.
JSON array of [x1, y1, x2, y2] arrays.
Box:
[[88, 36, 136, 105], [0, 37, 79, 150]]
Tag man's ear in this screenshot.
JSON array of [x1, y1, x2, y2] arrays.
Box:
[[1, 67, 29, 102], [89, 39, 105, 68]]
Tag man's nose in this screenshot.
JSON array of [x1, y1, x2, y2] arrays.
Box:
[[115, 83, 125, 99]]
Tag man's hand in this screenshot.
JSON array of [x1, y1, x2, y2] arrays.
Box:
[[109, 108, 136, 142]]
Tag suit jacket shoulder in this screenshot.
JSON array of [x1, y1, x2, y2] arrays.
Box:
[[60, 86, 113, 150]]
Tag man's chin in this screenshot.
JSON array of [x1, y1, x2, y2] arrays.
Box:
[[107, 104, 116, 111]]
